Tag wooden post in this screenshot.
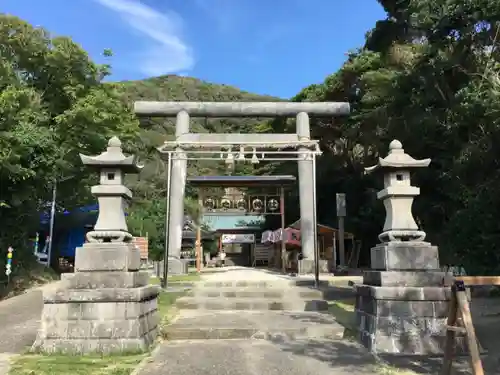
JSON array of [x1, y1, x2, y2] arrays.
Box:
[[441, 283, 459, 375], [332, 231, 337, 271], [196, 193, 203, 273], [280, 187, 286, 273], [441, 280, 484, 375], [456, 287, 483, 375], [338, 216, 345, 266]]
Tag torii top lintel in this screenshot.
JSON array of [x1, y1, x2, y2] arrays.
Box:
[[133, 101, 351, 118]]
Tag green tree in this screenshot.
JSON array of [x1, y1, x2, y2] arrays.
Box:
[[260, 0, 500, 274], [0, 14, 139, 279]]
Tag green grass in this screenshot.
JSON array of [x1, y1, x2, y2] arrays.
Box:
[[149, 272, 200, 285], [9, 353, 148, 375], [157, 290, 187, 336], [149, 276, 161, 285], [327, 298, 355, 328], [375, 364, 420, 375], [168, 273, 200, 282], [327, 298, 359, 339]]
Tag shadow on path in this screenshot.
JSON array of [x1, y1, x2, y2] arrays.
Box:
[[278, 305, 500, 374]]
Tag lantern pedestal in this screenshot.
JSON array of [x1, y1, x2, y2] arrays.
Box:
[[33, 242, 159, 354], [371, 241, 440, 271], [354, 241, 471, 354], [354, 140, 470, 354], [33, 137, 160, 354]]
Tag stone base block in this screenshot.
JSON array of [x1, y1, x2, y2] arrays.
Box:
[[371, 241, 440, 271], [298, 259, 329, 274], [61, 270, 150, 289], [34, 335, 157, 355], [43, 285, 160, 303], [168, 257, 188, 275], [75, 242, 140, 272], [33, 285, 160, 354], [354, 284, 474, 354], [363, 270, 447, 287]]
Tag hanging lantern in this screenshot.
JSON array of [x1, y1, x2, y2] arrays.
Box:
[[267, 198, 279, 212], [220, 198, 231, 210], [252, 198, 263, 212], [236, 199, 246, 210], [204, 198, 215, 211]]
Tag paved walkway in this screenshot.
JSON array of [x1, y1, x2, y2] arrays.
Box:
[[200, 266, 293, 281], [141, 267, 375, 374], [139, 339, 376, 375], [0, 282, 60, 375], [139, 267, 500, 375]]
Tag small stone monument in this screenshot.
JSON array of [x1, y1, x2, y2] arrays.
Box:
[[355, 140, 465, 354], [33, 137, 160, 354]]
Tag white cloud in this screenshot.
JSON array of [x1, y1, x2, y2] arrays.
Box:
[[93, 0, 194, 76]]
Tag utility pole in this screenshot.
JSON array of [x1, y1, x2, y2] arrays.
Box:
[[47, 180, 57, 268], [336, 193, 346, 268], [196, 194, 203, 273]]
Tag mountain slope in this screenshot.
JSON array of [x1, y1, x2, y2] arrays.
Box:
[[116, 75, 281, 180], [113, 75, 281, 257], [117, 75, 280, 149]]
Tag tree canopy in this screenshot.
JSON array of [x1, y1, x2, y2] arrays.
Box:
[[0, 14, 271, 269], [0, 14, 140, 277], [262, 0, 500, 274]]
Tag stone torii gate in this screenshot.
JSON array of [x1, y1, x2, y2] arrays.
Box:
[[134, 101, 350, 274]]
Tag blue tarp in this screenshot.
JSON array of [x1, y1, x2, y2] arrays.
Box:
[[39, 204, 130, 225], [39, 204, 99, 256], [59, 227, 86, 257]]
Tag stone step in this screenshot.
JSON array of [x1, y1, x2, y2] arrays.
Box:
[[200, 280, 296, 288], [175, 296, 329, 311], [190, 287, 324, 299], [164, 310, 345, 341], [191, 285, 356, 302], [199, 278, 355, 289]]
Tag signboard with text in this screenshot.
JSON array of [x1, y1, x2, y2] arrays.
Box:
[[221, 234, 255, 244]]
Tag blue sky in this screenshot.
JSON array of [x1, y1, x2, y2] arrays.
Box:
[[2, 0, 386, 98]]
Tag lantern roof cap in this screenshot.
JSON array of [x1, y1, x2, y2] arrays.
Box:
[[79, 136, 142, 173], [365, 139, 430, 174]]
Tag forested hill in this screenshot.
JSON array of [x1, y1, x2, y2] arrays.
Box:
[[117, 75, 279, 139], [114, 75, 279, 179]]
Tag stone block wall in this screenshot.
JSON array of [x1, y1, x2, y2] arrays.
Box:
[[355, 284, 469, 354], [37, 299, 158, 353]]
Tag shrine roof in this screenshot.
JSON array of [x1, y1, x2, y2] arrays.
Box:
[[187, 175, 296, 187]]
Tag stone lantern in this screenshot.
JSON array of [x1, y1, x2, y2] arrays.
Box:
[[79, 136, 139, 244], [354, 140, 464, 355], [365, 139, 430, 243], [33, 137, 160, 354]]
